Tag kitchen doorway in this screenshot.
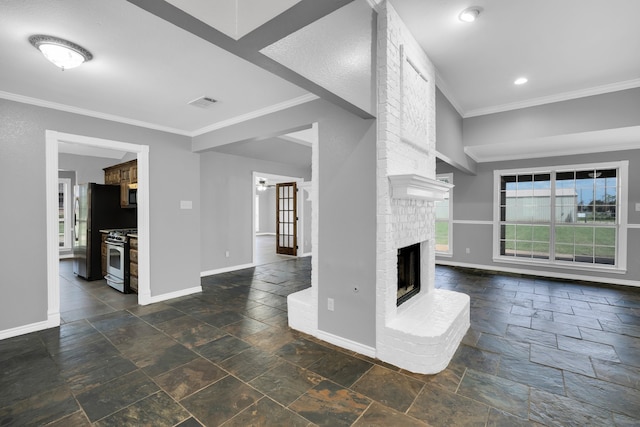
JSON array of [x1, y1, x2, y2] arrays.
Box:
[[45, 131, 150, 329]]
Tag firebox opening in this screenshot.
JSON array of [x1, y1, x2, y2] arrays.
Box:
[[397, 243, 420, 306]]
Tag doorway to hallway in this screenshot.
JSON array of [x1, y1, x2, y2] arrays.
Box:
[[255, 235, 295, 265]]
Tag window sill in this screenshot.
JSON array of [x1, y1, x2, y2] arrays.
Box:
[[493, 256, 627, 275]]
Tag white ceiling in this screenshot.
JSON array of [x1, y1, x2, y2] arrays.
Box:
[[0, 0, 309, 136], [1, 0, 639, 159], [391, 0, 640, 117], [165, 0, 302, 40]]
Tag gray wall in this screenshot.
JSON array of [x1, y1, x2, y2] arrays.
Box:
[[59, 153, 119, 185], [0, 98, 200, 332], [437, 149, 640, 283], [317, 109, 377, 347], [257, 188, 276, 234], [301, 190, 312, 255], [200, 152, 310, 271], [463, 88, 640, 148], [436, 87, 476, 174]]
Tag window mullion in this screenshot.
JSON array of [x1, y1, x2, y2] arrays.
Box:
[[549, 171, 556, 263]]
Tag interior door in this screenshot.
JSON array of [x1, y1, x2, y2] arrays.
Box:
[[276, 182, 297, 256]]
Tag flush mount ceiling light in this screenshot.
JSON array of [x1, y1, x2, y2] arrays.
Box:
[[459, 6, 481, 22], [29, 35, 93, 70], [514, 77, 528, 85]]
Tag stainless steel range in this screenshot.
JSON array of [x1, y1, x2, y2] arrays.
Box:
[[105, 229, 136, 293]]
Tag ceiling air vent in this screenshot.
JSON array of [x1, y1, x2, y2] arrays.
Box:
[[188, 96, 218, 109]]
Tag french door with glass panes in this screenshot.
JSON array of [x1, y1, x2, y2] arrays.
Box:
[[276, 182, 297, 255]]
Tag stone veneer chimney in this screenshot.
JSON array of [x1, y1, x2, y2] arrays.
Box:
[[375, 2, 469, 374], [287, 1, 469, 374]]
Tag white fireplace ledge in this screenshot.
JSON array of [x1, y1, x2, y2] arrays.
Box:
[[377, 288, 470, 374], [388, 174, 454, 201], [387, 289, 469, 336]]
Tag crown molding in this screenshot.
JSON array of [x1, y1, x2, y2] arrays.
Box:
[[464, 78, 640, 118], [0, 90, 191, 136], [464, 126, 640, 163], [191, 93, 319, 137]]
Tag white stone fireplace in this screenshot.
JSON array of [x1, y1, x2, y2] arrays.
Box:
[[376, 175, 470, 374], [287, 1, 469, 375]]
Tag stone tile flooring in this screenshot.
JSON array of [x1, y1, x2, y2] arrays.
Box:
[[1, 259, 640, 426]]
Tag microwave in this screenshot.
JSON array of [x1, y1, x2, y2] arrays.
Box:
[[128, 185, 137, 206]]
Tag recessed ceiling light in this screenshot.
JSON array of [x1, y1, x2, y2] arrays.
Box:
[[29, 35, 92, 70], [514, 77, 528, 85], [459, 7, 481, 23]]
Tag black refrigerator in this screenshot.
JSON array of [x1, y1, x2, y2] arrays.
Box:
[[73, 183, 137, 280]]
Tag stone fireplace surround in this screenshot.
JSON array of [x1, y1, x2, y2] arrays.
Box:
[[377, 175, 469, 374], [287, 1, 469, 375]]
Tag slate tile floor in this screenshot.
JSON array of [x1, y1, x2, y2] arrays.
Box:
[[1, 259, 640, 426]]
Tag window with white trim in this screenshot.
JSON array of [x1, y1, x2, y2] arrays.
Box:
[[435, 174, 453, 255], [493, 161, 628, 272]]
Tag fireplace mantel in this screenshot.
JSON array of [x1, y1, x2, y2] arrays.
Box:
[[388, 174, 453, 201]]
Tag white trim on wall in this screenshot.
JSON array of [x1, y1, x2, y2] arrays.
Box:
[[452, 220, 493, 225], [315, 330, 376, 358], [436, 260, 640, 288], [464, 78, 640, 118], [45, 131, 152, 334], [201, 263, 255, 277]]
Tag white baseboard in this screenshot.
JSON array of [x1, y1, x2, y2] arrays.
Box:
[[256, 232, 276, 236], [315, 330, 376, 358], [0, 315, 60, 340], [144, 286, 202, 305], [436, 260, 640, 288], [200, 263, 255, 277], [299, 252, 312, 258]]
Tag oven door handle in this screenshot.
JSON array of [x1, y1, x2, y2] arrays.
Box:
[[105, 273, 124, 284], [106, 241, 126, 246]]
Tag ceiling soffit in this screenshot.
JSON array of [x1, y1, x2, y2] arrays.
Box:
[[127, 0, 374, 120]]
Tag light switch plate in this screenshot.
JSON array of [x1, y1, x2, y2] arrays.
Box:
[[180, 200, 192, 210], [636, 203, 640, 212]]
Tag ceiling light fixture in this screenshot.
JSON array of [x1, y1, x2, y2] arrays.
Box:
[[514, 77, 528, 85], [29, 35, 93, 70], [459, 7, 481, 23]]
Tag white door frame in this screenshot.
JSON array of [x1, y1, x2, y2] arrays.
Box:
[[252, 171, 304, 265], [46, 131, 152, 327]]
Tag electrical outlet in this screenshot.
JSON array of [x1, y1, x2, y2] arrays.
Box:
[[466, 248, 470, 254], [225, 251, 229, 257], [327, 298, 334, 311]]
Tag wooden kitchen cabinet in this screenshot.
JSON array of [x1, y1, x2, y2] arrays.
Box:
[[130, 165, 137, 184], [103, 159, 137, 208], [104, 168, 121, 185], [120, 184, 129, 208], [129, 236, 138, 293], [101, 232, 108, 277]]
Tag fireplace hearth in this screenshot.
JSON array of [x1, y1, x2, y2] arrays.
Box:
[[397, 243, 420, 305]]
